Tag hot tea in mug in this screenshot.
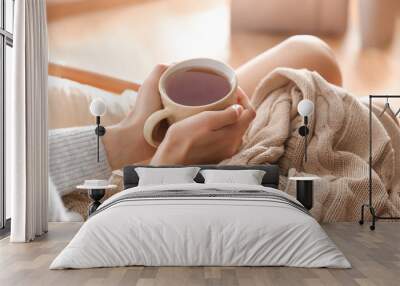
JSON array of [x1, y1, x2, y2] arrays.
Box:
[[143, 58, 238, 147], [165, 68, 232, 106]]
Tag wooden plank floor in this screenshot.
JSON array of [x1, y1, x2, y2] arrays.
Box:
[[0, 223, 399, 286]]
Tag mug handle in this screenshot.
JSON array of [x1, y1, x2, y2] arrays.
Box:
[[143, 108, 172, 147]]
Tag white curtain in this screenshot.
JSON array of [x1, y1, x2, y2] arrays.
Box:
[[8, 0, 48, 242]]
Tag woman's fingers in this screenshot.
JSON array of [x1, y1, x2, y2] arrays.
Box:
[[216, 108, 255, 137], [236, 87, 256, 128], [214, 105, 256, 143], [202, 105, 243, 130], [237, 108, 256, 131], [140, 64, 168, 92], [150, 63, 168, 79], [132, 64, 169, 118], [184, 94, 254, 133], [236, 87, 254, 111]]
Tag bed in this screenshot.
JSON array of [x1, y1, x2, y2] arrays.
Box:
[[50, 165, 350, 269]]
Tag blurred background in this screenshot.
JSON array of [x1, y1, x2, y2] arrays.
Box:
[[46, 0, 400, 96]]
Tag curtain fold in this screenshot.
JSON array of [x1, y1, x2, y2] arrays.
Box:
[[8, 0, 48, 242]]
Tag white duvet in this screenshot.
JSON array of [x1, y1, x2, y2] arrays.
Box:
[[50, 183, 350, 269]]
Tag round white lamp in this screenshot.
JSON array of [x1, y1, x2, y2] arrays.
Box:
[[90, 98, 106, 117], [297, 99, 314, 117], [297, 99, 314, 162], [90, 99, 107, 162]]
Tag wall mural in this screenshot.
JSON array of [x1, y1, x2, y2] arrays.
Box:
[[46, 0, 400, 225]]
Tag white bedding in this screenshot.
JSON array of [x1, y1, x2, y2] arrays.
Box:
[[50, 183, 350, 269]]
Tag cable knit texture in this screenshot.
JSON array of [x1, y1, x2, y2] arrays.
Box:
[[49, 126, 112, 196], [222, 67, 400, 222]]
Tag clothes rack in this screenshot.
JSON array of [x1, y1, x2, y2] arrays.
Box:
[[359, 95, 400, 230]]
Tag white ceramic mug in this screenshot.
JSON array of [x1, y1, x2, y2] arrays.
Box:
[[143, 58, 238, 147]]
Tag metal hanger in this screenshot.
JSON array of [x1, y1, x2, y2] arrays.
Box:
[[395, 107, 400, 117], [379, 97, 392, 117]]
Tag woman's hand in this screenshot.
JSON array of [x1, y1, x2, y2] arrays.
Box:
[[124, 64, 168, 131], [151, 89, 255, 165], [102, 64, 168, 169], [103, 63, 255, 169]]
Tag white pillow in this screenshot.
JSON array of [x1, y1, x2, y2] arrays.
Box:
[[200, 169, 266, 185], [48, 76, 137, 129], [136, 167, 200, 186]]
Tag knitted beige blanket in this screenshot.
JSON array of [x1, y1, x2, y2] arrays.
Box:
[[223, 68, 400, 222]]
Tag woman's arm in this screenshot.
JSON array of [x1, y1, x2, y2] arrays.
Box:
[[49, 126, 112, 195], [100, 65, 166, 169], [236, 35, 342, 97]]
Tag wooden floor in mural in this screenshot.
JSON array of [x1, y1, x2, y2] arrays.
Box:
[[0, 222, 399, 286]]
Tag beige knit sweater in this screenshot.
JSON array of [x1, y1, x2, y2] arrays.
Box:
[[223, 68, 400, 222]]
